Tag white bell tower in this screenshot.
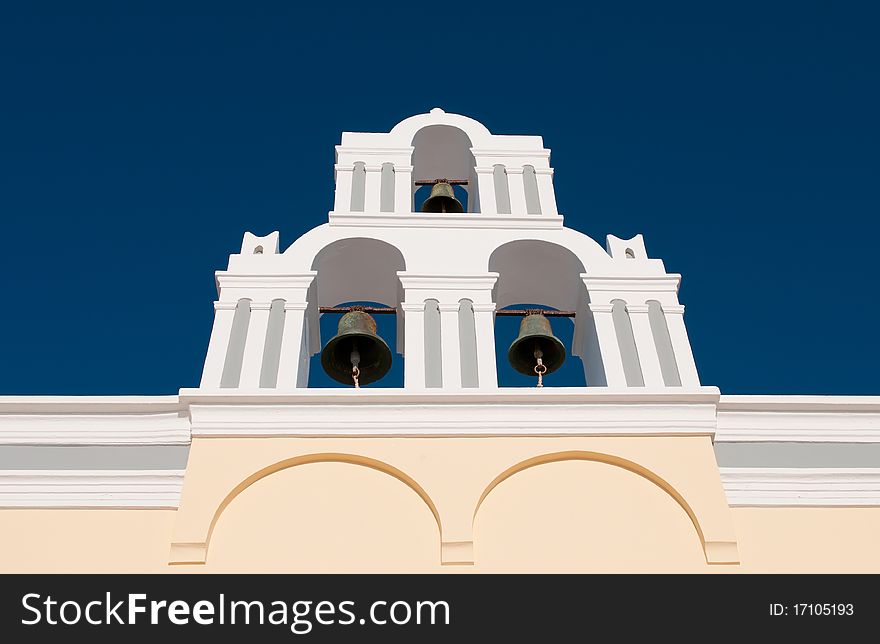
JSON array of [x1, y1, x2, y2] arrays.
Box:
[[196, 107, 701, 393], [172, 108, 741, 567]]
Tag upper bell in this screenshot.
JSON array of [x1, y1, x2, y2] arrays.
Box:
[[507, 313, 567, 377], [320, 310, 393, 386], [421, 181, 465, 213]]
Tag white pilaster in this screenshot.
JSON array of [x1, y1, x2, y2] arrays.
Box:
[[238, 302, 272, 388], [394, 165, 413, 213], [200, 302, 238, 388], [401, 302, 426, 389], [276, 302, 309, 390], [506, 166, 527, 215], [588, 303, 628, 388], [438, 303, 462, 388], [364, 165, 382, 213], [664, 305, 701, 388], [472, 303, 498, 389], [474, 167, 497, 215], [333, 164, 353, 213], [627, 305, 665, 388], [534, 168, 558, 216]]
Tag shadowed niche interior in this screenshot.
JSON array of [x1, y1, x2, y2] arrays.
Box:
[[309, 238, 406, 388]]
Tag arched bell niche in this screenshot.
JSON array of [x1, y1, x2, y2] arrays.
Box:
[[411, 125, 477, 213], [308, 238, 406, 388], [308, 301, 404, 388], [489, 240, 589, 387], [493, 304, 586, 388]]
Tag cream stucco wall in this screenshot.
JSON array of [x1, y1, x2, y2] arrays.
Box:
[[167, 436, 739, 566], [2, 445, 878, 572], [0, 510, 177, 573]]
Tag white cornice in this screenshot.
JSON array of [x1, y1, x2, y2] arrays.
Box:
[[181, 387, 720, 438], [718, 395, 880, 412], [0, 396, 190, 446], [0, 396, 181, 413], [470, 149, 551, 158], [335, 146, 415, 155], [180, 387, 721, 405], [581, 275, 682, 292], [3, 391, 879, 446], [716, 395, 880, 442], [397, 273, 499, 291], [720, 468, 880, 506], [328, 213, 564, 229], [215, 273, 317, 290], [0, 470, 185, 508]]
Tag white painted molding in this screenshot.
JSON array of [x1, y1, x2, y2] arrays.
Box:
[[397, 274, 499, 291], [582, 275, 682, 292], [215, 273, 317, 290], [470, 149, 551, 158], [335, 146, 415, 156], [181, 387, 721, 405], [0, 396, 190, 445], [181, 387, 721, 438], [328, 213, 564, 229], [720, 468, 880, 506], [716, 395, 880, 442], [719, 395, 880, 412], [4, 392, 877, 445], [0, 470, 185, 508]]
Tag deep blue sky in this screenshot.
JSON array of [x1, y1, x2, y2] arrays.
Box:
[[1, 2, 878, 394]]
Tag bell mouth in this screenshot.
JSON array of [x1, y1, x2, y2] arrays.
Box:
[[507, 336, 567, 376], [420, 181, 465, 214], [320, 332, 393, 386], [506, 314, 567, 377]]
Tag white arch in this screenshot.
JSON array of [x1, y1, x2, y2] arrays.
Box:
[[283, 225, 614, 275], [389, 109, 494, 147], [310, 237, 406, 310], [412, 125, 475, 184], [489, 239, 587, 311]]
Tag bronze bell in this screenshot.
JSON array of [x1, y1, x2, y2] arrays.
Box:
[[320, 310, 392, 386], [507, 313, 567, 377], [421, 181, 464, 213]]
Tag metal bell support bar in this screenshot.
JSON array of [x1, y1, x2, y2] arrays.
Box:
[[318, 307, 578, 317], [319, 306, 396, 314], [495, 309, 576, 317]]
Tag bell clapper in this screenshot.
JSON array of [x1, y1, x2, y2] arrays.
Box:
[[533, 346, 546, 388], [350, 346, 361, 389]]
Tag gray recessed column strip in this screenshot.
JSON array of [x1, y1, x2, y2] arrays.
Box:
[[0, 446, 190, 470], [714, 442, 880, 468]]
